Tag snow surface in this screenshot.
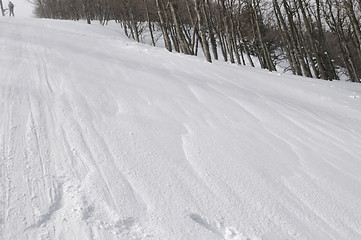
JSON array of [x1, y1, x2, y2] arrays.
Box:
[[1, 16, 361, 240]]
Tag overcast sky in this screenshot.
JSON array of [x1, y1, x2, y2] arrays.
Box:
[[8, 0, 34, 17]]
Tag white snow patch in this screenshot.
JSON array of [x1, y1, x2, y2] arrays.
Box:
[[1, 14, 361, 240]]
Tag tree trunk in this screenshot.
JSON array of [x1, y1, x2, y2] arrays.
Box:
[[283, 0, 312, 77], [204, 0, 218, 60], [169, 0, 191, 54], [220, 0, 235, 63], [0, 0, 5, 16], [297, 0, 328, 79], [156, 0, 173, 52], [342, 0, 361, 62], [194, 0, 212, 62], [273, 0, 301, 75], [144, 0, 156, 46]]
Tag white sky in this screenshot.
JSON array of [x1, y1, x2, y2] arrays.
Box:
[[5, 0, 34, 17]]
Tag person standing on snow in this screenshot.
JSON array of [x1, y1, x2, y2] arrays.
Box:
[[8, 1, 14, 17]]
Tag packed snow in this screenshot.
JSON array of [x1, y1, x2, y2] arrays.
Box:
[[1, 13, 361, 240]]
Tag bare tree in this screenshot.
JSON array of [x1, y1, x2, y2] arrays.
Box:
[[33, 0, 360, 82], [1, 0, 5, 16]]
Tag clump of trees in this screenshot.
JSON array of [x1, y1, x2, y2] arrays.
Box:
[[33, 0, 361, 83]]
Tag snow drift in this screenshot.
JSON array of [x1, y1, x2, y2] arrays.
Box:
[[1, 17, 361, 240]]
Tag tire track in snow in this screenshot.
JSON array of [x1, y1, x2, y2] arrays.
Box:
[[20, 28, 113, 239], [189, 213, 260, 240], [0, 27, 37, 239], [49, 80, 150, 238], [0, 46, 12, 239], [21, 31, 65, 235], [0, 21, 68, 239], [24, 91, 63, 231]]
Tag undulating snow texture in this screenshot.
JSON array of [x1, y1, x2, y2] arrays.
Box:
[[1, 18, 361, 240]]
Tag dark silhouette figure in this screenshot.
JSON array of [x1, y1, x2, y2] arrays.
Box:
[[8, 1, 14, 17]]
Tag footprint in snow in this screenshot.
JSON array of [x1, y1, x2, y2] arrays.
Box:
[[189, 213, 257, 240]]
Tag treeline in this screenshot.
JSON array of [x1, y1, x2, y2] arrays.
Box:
[[34, 0, 361, 83]]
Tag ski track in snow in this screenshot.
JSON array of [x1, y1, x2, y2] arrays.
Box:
[[1, 18, 361, 240]]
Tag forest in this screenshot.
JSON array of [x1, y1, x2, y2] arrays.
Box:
[[32, 0, 361, 83]]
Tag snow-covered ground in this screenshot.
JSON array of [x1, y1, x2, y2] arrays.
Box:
[[1, 15, 361, 240]]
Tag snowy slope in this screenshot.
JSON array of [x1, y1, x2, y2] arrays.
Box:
[[1, 17, 361, 240]]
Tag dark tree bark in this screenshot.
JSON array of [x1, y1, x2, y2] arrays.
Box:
[[194, 0, 212, 62], [169, 0, 192, 54], [0, 0, 5, 16], [156, 0, 173, 52], [144, 0, 156, 46], [205, 0, 218, 60]]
